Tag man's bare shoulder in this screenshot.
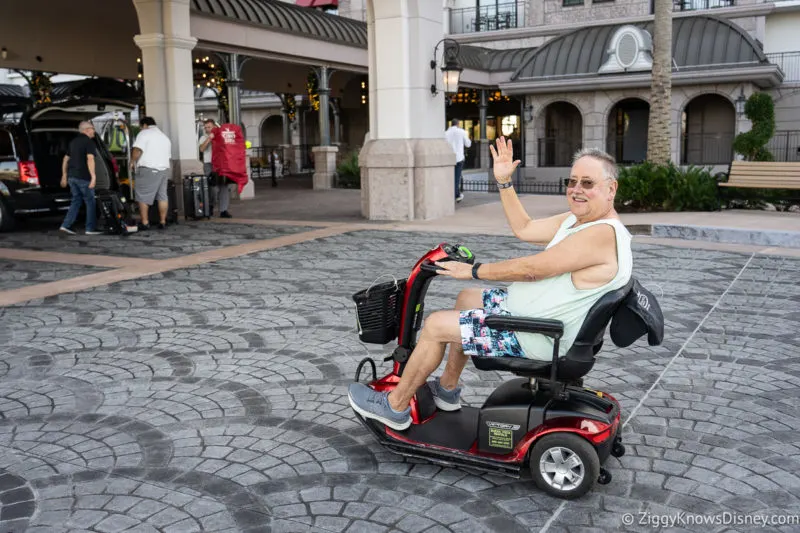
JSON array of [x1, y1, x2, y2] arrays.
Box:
[[516, 211, 572, 245]]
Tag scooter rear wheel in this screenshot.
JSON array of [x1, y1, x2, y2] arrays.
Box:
[[529, 433, 600, 499]]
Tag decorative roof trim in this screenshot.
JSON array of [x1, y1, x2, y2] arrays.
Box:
[[191, 0, 367, 48], [500, 64, 784, 94]]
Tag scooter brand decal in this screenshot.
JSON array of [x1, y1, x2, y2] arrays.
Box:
[[486, 422, 518, 449]]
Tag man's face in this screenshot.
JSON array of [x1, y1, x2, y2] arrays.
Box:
[[566, 156, 616, 219], [82, 125, 95, 138], [204, 122, 214, 134]]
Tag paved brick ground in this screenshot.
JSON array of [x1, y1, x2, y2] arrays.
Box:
[[1, 227, 800, 532], [0, 260, 109, 291], [0, 221, 313, 259]]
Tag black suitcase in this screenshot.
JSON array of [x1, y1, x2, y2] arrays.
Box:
[[149, 180, 179, 225], [96, 192, 137, 236], [183, 174, 211, 220]]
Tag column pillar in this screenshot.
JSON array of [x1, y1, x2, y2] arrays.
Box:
[[279, 94, 293, 174], [294, 95, 306, 173], [217, 52, 250, 128], [280, 97, 291, 146], [331, 98, 341, 145], [134, 0, 203, 217], [312, 66, 338, 189], [132, 35, 169, 130], [227, 53, 242, 127], [360, 0, 456, 221], [478, 89, 489, 170]]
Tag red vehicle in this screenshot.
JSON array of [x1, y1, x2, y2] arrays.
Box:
[[351, 243, 664, 499]]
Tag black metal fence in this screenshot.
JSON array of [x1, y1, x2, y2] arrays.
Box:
[[767, 131, 800, 162], [449, 1, 526, 34], [680, 133, 735, 165], [765, 51, 800, 83]]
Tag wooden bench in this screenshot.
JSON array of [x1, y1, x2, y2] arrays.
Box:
[[718, 161, 800, 190]]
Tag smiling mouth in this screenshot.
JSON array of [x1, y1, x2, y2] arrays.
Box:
[[571, 197, 587, 203]]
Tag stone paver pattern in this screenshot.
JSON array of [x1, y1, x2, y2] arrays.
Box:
[[1, 226, 800, 532], [0, 221, 313, 259], [0, 260, 109, 291]]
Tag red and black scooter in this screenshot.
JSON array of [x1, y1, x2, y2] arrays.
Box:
[[351, 242, 663, 499]]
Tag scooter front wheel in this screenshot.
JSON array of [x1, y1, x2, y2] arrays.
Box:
[[529, 433, 600, 499]]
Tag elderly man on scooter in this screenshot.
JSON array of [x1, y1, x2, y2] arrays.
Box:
[[349, 138, 633, 431]]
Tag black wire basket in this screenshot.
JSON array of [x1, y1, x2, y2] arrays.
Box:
[[352, 276, 407, 344]]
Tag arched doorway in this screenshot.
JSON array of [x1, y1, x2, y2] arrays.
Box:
[[538, 102, 582, 167], [681, 94, 735, 165], [607, 98, 649, 164], [260, 115, 283, 148]]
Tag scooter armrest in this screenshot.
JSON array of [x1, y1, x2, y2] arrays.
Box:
[[484, 315, 564, 338]]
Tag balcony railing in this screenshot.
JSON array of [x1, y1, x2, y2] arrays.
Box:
[[538, 137, 582, 167], [651, 0, 735, 13], [767, 131, 800, 162], [681, 133, 735, 165], [766, 51, 800, 83], [449, 1, 526, 35]]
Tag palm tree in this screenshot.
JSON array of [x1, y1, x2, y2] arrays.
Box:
[[646, 0, 673, 165]]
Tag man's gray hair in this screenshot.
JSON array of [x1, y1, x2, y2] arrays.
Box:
[[78, 121, 94, 132], [571, 147, 618, 181]]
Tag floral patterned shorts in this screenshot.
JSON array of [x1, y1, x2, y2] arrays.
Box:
[[458, 288, 525, 358]]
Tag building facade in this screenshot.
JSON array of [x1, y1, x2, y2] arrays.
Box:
[[430, 0, 800, 181]]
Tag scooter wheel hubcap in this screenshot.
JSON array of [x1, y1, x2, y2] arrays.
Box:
[[539, 446, 584, 491]]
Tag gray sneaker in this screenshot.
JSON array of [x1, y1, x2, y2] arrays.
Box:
[[428, 377, 462, 411], [348, 383, 411, 431]]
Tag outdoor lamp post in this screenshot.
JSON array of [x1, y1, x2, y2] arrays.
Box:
[[431, 38, 463, 96], [735, 89, 747, 117]]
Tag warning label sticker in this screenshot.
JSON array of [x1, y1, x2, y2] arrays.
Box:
[[488, 427, 513, 449]]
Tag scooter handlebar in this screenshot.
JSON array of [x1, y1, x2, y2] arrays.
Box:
[[419, 260, 440, 274]]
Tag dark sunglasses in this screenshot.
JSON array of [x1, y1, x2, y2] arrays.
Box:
[[564, 177, 599, 189]]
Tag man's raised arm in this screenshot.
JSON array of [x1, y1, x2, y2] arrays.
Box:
[[491, 137, 569, 245]]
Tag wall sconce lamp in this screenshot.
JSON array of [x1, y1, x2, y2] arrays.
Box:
[[735, 88, 747, 117], [523, 104, 534, 123], [431, 38, 463, 96], [1, 47, 7, 60]]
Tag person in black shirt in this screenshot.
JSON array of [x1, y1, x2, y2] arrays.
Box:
[[59, 121, 102, 235]]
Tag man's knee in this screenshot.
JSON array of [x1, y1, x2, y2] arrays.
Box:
[[420, 310, 461, 342], [455, 287, 484, 310]]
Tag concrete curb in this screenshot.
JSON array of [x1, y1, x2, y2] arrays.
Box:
[[629, 224, 800, 249]]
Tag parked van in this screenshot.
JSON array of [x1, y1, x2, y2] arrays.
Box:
[[0, 98, 135, 231]]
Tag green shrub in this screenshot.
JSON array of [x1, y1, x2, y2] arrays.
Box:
[[732, 92, 776, 161], [335, 151, 360, 189], [615, 162, 719, 212]]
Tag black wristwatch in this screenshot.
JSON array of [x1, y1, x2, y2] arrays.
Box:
[[472, 262, 482, 280], [497, 181, 513, 189]]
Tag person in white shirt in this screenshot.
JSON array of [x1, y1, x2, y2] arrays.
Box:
[[444, 119, 472, 203], [130, 117, 172, 230]]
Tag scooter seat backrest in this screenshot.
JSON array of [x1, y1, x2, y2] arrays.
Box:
[[610, 279, 665, 347], [564, 277, 665, 366], [563, 279, 634, 364]]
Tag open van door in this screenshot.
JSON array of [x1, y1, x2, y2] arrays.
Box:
[[26, 99, 136, 192]]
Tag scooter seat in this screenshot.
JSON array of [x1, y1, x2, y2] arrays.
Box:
[[471, 355, 553, 377]]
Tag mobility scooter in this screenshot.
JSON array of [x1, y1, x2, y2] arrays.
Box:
[[351, 242, 664, 499]]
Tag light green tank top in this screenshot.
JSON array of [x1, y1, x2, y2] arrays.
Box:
[[505, 214, 633, 361]]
